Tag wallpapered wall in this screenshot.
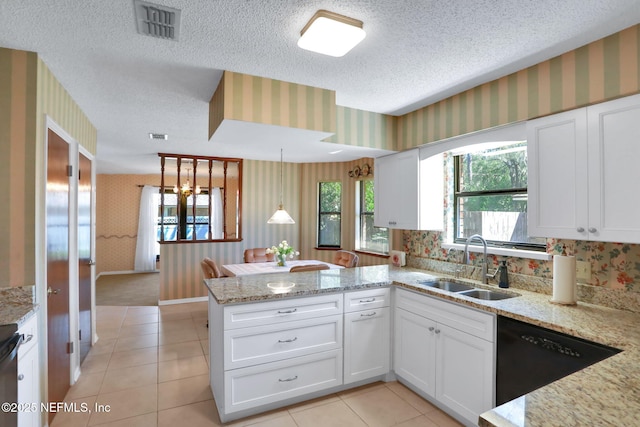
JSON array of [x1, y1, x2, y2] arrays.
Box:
[[158, 159, 301, 301], [96, 174, 162, 274], [299, 158, 399, 267], [99, 159, 393, 301], [0, 48, 96, 288], [396, 24, 640, 150], [401, 24, 640, 294]]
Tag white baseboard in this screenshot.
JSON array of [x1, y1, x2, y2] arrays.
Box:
[[159, 296, 208, 306], [96, 270, 159, 279]]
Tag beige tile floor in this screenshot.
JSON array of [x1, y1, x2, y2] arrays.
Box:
[[52, 302, 463, 427]]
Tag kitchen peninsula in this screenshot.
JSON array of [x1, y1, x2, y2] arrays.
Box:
[[204, 265, 640, 426]]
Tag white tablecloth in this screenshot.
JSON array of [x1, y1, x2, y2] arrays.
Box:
[[221, 260, 344, 277]]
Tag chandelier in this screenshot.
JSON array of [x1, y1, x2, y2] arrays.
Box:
[[173, 167, 201, 197]]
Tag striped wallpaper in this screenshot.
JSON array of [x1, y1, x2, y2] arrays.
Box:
[[159, 159, 301, 301], [397, 24, 640, 150], [326, 106, 396, 151], [209, 71, 397, 151], [0, 49, 96, 288], [209, 70, 337, 137], [299, 159, 398, 268], [0, 48, 37, 288]]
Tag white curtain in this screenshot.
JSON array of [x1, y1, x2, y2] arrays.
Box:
[[210, 187, 223, 239], [134, 185, 159, 271]]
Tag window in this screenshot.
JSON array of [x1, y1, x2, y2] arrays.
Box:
[[453, 141, 545, 249], [356, 180, 389, 254], [318, 182, 341, 247]]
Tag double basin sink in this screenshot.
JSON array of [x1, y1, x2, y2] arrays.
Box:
[[418, 279, 519, 301]]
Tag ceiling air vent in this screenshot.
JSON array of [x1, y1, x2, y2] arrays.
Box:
[[134, 0, 181, 41]]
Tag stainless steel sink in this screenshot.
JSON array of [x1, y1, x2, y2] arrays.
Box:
[[458, 289, 518, 300], [418, 280, 474, 292]]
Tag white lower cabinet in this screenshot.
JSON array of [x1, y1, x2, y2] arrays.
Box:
[[394, 307, 436, 395], [343, 288, 391, 385], [394, 288, 495, 426], [224, 349, 342, 413], [210, 286, 495, 425], [211, 293, 345, 422], [18, 314, 40, 427]]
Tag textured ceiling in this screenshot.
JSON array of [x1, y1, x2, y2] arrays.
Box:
[[1, 0, 639, 173]]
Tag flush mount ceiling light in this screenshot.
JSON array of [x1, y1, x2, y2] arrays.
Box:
[[297, 10, 366, 57]]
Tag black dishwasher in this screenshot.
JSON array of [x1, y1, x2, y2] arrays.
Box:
[[0, 324, 22, 427], [496, 315, 621, 406]]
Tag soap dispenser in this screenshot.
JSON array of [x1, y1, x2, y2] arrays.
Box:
[[498, 260, 509, 288]]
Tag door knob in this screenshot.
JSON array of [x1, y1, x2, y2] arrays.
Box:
[[47, 287, 60, 297], [88, 259, 96, 266], [576, 227, 585, 233], [588, 227, 597, 233]]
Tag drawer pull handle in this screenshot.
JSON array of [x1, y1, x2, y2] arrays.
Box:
[[359, 298, 376, 303], [22, 334, 33, 344], [277, 308, 297, 314], [428, 327, 435, 332], [435, 329, 441, 334], [278, 337, 298, 343], [278, 375, 298, 382], [360, 312, 377, 317]]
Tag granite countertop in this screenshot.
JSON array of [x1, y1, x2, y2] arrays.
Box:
[[204, 265, 640, 426], [0, 286, 39, 327]]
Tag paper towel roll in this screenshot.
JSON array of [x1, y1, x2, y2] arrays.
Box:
[[551, 255, 577, 305]]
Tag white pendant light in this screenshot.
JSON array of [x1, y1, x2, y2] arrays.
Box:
[[268, 148, 295, 224], [297, 10, 366, 57]]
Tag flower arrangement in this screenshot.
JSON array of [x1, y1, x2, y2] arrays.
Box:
[[266, 240, 300, 266]]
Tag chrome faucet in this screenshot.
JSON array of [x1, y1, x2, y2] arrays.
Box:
[[463, 234, 490, 284]]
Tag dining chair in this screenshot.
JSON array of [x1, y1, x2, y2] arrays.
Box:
[[333, 250, 359, 268], [289, 264, 330, 272], [244, 248, 275, 263], [201, 257, 224, 278]]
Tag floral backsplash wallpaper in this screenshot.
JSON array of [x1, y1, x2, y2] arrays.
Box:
[[403, 230, 640, 293]]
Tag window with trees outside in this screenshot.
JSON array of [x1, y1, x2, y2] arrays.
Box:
[[318, 182, 341, 247], [453, 141, 545, 250], [356, 180, 389, 255]]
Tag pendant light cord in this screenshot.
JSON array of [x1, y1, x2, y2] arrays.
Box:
[[279, 148, 283, 207]]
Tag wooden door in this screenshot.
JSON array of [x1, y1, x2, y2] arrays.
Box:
[[78, 152, 92, 362], [46, 129, 71, 423]]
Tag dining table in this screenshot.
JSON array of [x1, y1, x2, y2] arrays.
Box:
[[221, 260, 344, 277]]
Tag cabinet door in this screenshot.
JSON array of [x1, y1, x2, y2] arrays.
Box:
[[435, 323, 494, 425], [344, 307, 390, 384], [374, 150, 420, 229], [18, 346, 40, 427], [393, 308, 436, 397], [588, 94, 640, 243], [527, 109, 589, 239]]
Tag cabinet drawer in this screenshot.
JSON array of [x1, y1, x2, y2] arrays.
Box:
[[224, 294, 343, 330], [224, 349, 342, 413], [344, 288, 390, 313], [18, 313, 38, 357], [396, 289, 495, 342], [224, 315, 342, 370]]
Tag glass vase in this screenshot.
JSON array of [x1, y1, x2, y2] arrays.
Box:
[[276, 253, 287, 267]]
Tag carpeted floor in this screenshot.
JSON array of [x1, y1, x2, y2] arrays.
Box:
[[96, 272, 160, 306]]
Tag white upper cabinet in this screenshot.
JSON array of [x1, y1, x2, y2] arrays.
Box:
[[528, 93, 640, 243], [374, 148, 443, 230]]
